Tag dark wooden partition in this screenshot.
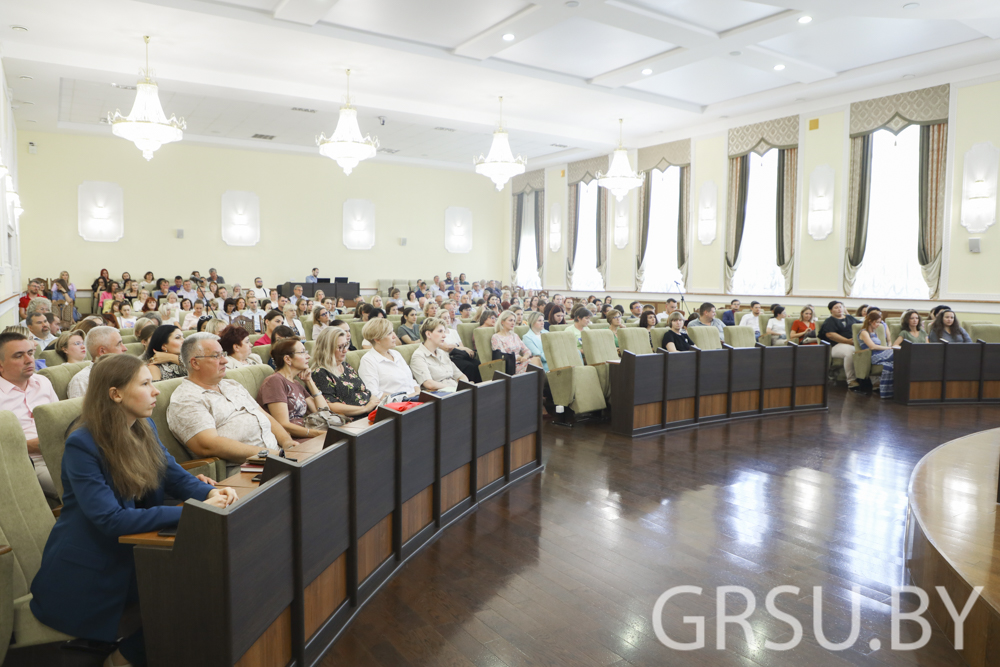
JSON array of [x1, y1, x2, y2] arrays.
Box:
[[943, 341, 982, 402], [981, 342, 1000, 402], [697, 348, 730, 421]]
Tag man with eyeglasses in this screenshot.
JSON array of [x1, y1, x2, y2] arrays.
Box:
[[167, 333, 295, 475]]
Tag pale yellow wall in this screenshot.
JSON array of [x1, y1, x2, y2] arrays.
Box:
[[689, 135, 725, 292], [606, 150, 638, 291], [947, 80, 1000, 297], [543, 165, 568, 289], [17, 131, 506, 291], [797, 111, 846, 294], [0, 59, 20, 328]]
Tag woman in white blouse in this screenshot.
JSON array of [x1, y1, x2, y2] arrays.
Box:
[[357, 318, 419, 399], [766, 305, 788, 345], [182, 301, 206, 330], [283, 304, 306, 339]]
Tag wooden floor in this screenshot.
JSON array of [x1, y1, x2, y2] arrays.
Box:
[[321, 390, 1000, 667]]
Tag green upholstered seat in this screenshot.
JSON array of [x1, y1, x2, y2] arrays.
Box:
[[514, 325, 529, 338], [724, 326, 756, 349], [252, 344, 272, 366], [0, 412, 74, 655], [349, 321, 366, 348], [345, 348, 369, 372], [34, 397, 84, 500], [687, 326, 722, 350], [124, 342, 145, 356], [225, 364, 274, 398], [249, 333, 264, 345], [396, 343, 419, 367], [549, 324, 569, 332], [852, 323, 882, 381], [588, 322, 610, 330], [970, 324, 1000, 343], [38, 349, 64, 367], [651, 328, 667, 350], [302, 318, 314, 341], [581, 329, 619, 399], [541, 331, 606, 414], [473, 327, 505, 381], [617, 327, 653, 355], [38, 361, 91, 401], [457, 323, 478, 351]]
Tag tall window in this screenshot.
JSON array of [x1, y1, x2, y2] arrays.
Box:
[[515, 191, 541, 289], [851, 125, 928, 300], [731, 150, 785, 296], [571, 180, 604, 291], [641, 166, 684, 293]]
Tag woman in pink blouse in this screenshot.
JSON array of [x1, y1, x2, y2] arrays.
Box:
[[491, 310, 531, 374]]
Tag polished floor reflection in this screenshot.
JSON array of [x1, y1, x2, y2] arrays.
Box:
[[322, 391, 1000, 667]]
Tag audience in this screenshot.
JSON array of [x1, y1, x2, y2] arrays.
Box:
[[54, 330, 88, 364], [688, 302, 725, 340], [255, 310, 285, 346], [662, 312, 691, 352], [67, 326, 129, 398], [722, 299, 740, 326], [739, 302, 763, 339], [410, 317, 468, 391], [397, 307, 420, 344], [929, 310, 971, 343], [894, 309, 928, 345], [790, 306, 818, 344], [765, 306, 788, 345], [219, 325, 263, 368], [358, 318, 420, 399], [492, 310, 532, 375], [257, 339, 328, 440], [522, 311, 548, 371], [145, 325, 187, 381], [858, 311, 895, 398]]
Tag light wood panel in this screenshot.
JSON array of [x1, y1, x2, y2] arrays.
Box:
[[945, 380, 978, 400], [401, 485, 433, 544], [665, 397, 695, 422], [730, 390, 759, 413], [235, 606, 291, 667], [698, 393, 726, 418], [357, 514, 392, 583], [511, 433, 536, 471], [983, 380, 1000, 399], [303, 554, 347, 641], [910, 381, 943, 400], [477, 448, 503, 489], [762, 387, 791, 409], [795, 385, 823, 406], [633, 402, 662, 428], [440, 463, 470, 512]]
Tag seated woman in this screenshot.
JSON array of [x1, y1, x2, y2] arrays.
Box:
[[55, 330, 88, 363], [255, 309, 285, 346], [30, 354, 237, 667], [311, 327, 382, 419], [423, 301, 439, 319], [544, 305, 565, 330], [387, 303, 399, 316], [479, 309, 498, 329], [122, 279, 139, 300], [370, 294, 384, 312], [335, 297, 347, 314], [216, 298, 238, 325], [790, 306, 818, 344], [151, 278, 170, 301], [403, 291, 419, 310], [182, 300, 207, 331], [522, 311, 548, 371], [358, 318, 420, 399], [492, 310, 532, 375], [396, 306, 420, 344], [219, 325, 263, 368], [296, 297, 311, 321], [859, 310, 895, 398], [410, 317, 468, 391], [662, 312, 692, 352], [137, 323, 158, 348], [638, 311, 657, 331], [311, 305, 331, 340], [928, 310, 972, 343], [766, 306, 788, 345], [435, 310, 480, 381], [605, 309, 624, 349], [265, 325, 300, 368], [387, 287, 403, 308], [144, 325, 187, 381], [893, 309, 928, 345], [257, 339, 328, 441]]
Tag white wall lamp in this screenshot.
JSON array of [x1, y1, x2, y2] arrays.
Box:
[[961, 141, 999, 234], [445, 206, 473, 253], [342, 198, 376, 250], [807, 164, 835, 241], [549, 202, 562, 252], [78, 181, 124, 242], [221, 191, 260, 246], [697, 181, 717, 245], [614, 198, 629, 249]]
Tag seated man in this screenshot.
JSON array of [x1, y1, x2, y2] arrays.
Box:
[[739, 301, 763, 339], [306, 267, 319, 283], [820, 301, 859, 390], [167, 333, 295, 475], [627, 301, 642, 321], [67, 326, 129, 398], [0, 332, 59, 499], [687, 302, 725, 340], [18, 280, 43, 320], [289, 284, 304, 305], [656, 298, 679, 322], [722, 299, 741, 326], [26, 311, 57, 348], [20, 296, 52, 327]]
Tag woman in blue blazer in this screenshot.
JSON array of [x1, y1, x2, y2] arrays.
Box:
[[30, 354, 238, 667]]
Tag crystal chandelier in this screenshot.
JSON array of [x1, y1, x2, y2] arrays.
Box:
[[317, 69, 379, 176], [597, 119, 643, 201], [108, 36, 185, 161], [474, 96, 526, 191]]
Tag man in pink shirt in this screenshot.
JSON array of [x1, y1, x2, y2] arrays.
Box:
[[0, 332, 59, 500]]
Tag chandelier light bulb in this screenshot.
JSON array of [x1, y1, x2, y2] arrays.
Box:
[[596, 119, 643, 202], [317, 69, 379, 175], [474, 96, 526, 191], [107, 36, 186, 161]]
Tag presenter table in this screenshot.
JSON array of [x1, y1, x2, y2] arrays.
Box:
[[121, 368, 545, 667], [277, 281, 359, 302]]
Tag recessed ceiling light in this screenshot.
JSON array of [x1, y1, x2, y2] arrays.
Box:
[[565, 0, 580, 6], [641, 68, 653, 75], [903, 2, 919, 8], [798, 16, 812, 24], [774, 64, 786, 71], [19, 75, 32, 80], [730, 51, 742, 57], [10, 25, 27, 31], [502, 33, 515, 41]]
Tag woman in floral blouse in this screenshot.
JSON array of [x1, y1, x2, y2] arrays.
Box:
[[309, 326, 383, 419], [491, 310, 532, 375]]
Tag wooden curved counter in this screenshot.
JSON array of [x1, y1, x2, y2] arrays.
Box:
[[907, 428, 1000, 666]]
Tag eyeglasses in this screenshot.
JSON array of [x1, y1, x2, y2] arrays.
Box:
[[193, 353, 226, 361]]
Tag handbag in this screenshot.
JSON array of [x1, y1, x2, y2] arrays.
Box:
[[303, 408, 348, 430], [492, 349, 516, 375]]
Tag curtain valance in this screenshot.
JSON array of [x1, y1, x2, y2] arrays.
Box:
[[728, 115, 799, 157], [567, 156, 609, 185], [849, 84, 949, 137], [638, 139, 691, 172], [511, 169, 544, 195]]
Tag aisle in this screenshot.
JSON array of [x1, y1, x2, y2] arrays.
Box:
[[322, 391, 1000, 667]]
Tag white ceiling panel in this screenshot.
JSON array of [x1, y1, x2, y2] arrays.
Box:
[[495, 17, 675, 79], [626, 57, 788, 105], [628, 0, 784, 33], [759, 17, 984, 74], [322, 0, 530, 49]]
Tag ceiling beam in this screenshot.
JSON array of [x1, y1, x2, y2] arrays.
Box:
[[452, 2, 562, 60], [272, 0, 341, 26], [591, 0, 718, 46], [742, 46, 836, 84]]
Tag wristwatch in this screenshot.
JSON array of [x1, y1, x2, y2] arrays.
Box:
[[257, 449, 269, 459]]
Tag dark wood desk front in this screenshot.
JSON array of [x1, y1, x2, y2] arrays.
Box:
[[278, 281, 360, 302], [894, 339, 1000, 405]]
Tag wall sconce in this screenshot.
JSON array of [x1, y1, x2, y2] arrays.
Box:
[[697, 181, 717, 245], [221, 191, 260, 246], [342, 198, 376, 250], [9, 191, 23, 223], [961, 142, 999, 234], [445, 206, 473, 253], [807, 164, 835, 241], [549, 202, 561, 252], [78, 181, 124, 242], [614, 199, 629, 249]]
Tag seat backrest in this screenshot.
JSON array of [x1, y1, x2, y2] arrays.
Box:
[[852, 323, 863, 351], [723, 326, 756, 349], [38, 361, 91, 401], [349, 321, 366, 347], [888, 322, 902, 343], [150, 377, 194, 463], [687, 326, 722, 350], [473, 327, 495, 363], [302, 318, 314, 342], [549, 323, 569, 332], [970, 324, 1000, 343], [0, 411, 57, 600], [304, 340, 314, 354], [249, 333, 264, 345], [183, 330, 198, 337], [541, 331, 582, 369], [758, 314, 770, 339], [225, 364, 275, 398], [387, 314, 402, 324], [34, 396, 86, 500], [345, 348, 369, 372], [252, 344, 272, 366], [121, 335, 139, 345], [396, 343, 419, 366], [617, 327, 653, 355], [125, 342, 145, 357], [118, 328, 134, 338], [514, 325, 529, 338], [651, 328, 667, 350], [588, 322, 610, 330], [39, 349, 64, 367], [581, 329, 618, 364], [377, 278, 394, 296], [457, 323, 478, 350]]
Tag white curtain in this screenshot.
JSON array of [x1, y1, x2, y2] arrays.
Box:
[[515, 191, 542, 289], [851, 126, 929, 300], [731, 150, 785, 296], [641, 167, 684, 293], [571, 181, 604, 291]]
